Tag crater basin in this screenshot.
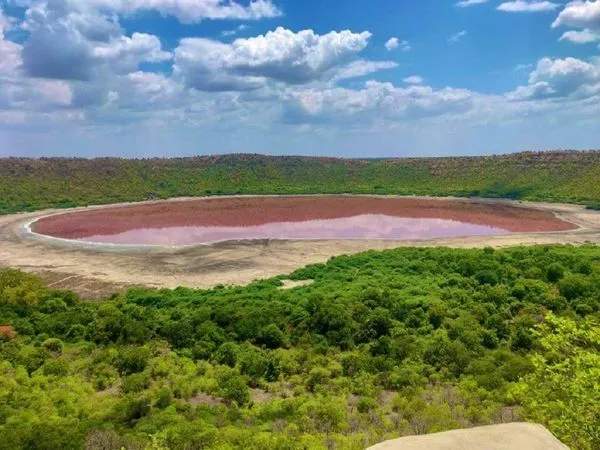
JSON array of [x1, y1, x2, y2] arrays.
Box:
[[30, 196, 577, 247]]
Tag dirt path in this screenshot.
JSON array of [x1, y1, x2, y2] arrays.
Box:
[[1, 196, 599, 298]]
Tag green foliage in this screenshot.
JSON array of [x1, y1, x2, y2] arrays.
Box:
[[115, 346, 152, 375], [257, 324, 286, 349], [512, 314, 600, 450], [546, 263, 565, 283], [0, 244, 599, 448], [218, 370, 250, 406], [42, 338, 63, 353], [1, 151, 600, 215], [0, 269, 47, 307]]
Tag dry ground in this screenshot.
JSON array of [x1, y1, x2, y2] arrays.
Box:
[[368, 423, 568, 450], [1, 196, 599, 299]]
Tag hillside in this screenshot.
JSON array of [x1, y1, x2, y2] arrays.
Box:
[[1, 151, 599, 214], [1, 246, 599, 449]]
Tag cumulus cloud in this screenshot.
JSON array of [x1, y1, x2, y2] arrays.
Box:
[[552, 1, 600, 30], [507, 56, 600, 100], [552, 1, 600, 46], [403, 76, 424, 84], [385, 37, 410, 52], [559, 28, 600, 43], [19, 0, 282, 23], [456, 0, 489, 7], [0, 8, 22, 74], [497, 1, 559, 13], [0, 72, 74, 116], [174, 27, 373, 91], [283, 81, 477, 125], [0, 7, 11, 36], [2, 0, 600, 152], [20, 1, 170, 81]]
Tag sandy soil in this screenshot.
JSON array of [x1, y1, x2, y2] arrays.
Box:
[[1, 195, 599, 298], [368, 423, 568, 450], [278, 279, 315, 290]]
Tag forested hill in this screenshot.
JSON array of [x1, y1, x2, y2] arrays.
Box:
[[1, 150, 599, 214]]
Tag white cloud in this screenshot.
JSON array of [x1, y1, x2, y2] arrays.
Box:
[[530, 57, 600, 84], [20, 1, 171, 81], [92, 32, 171, 64], [497, 1, 559, 12], [552, 1, 600, 30], [3, 1, 600, 155], [448, 30, 467, 43], [48, 0, 282, 23], [456, 0, 489, 7], [559, 28, 600, 43], [333, 60, 398, 81], [508, 56, 600, 100], [0, 74, 74, 113], [0, 8, 22, 74], [0, 7, 11, 38], [174, 27, 373, 91], [384, 37, 410, 52], [221, 24, 250, 37], [403, 75, 424, 84], [385, 37, 399, 51], [283, 81, 477, 124]]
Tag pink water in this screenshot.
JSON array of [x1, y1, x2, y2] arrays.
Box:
[[76, 214, 508, 246]]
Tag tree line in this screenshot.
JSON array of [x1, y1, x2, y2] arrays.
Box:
[[1, 151, 600, 214]]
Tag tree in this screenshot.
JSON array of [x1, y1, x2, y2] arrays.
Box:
[[218, 371, 250, 407], [546, 263, 565, 283], [512, 314, 600, 450], [214, 342, 238, 368], [558, 275, 590, 301], [257, 324, 285, 349], [0, 269, 47, 307], [115, 346, 152, 375]]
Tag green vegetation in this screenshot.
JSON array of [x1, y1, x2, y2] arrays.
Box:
[[1, 245, 599, 449], [1, 151, 600, 214]]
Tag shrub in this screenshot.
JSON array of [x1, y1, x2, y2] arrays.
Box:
[[122, 373, 150, 394], [218, 372, 250, 406], [546, 263, 565, 283], [357, 397, 378, 413], [43, 338, 64, 353], [42, 358, 70, 377], [115, 347, 152, 375], [214, 342, 238, 368], [257, 324, 285, 349], [475, 270, 499, 286], [558, 275, 590, 301]]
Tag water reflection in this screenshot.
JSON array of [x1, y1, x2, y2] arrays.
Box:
[[76, 214, 508, 246]]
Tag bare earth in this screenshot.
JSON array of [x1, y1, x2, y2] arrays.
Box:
[[368, 423, 568, 450], [1, 195, 599, 298]]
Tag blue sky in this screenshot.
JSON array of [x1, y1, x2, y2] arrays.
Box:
[[0, 0, 599, 158]]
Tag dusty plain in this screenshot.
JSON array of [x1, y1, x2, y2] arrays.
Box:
[[1, 195, 599, 299]]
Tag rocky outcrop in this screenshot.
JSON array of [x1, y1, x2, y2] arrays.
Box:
[[368, 423, 569, 450]]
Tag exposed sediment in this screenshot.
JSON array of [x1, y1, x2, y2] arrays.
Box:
[[0, 196, 598, 298]]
